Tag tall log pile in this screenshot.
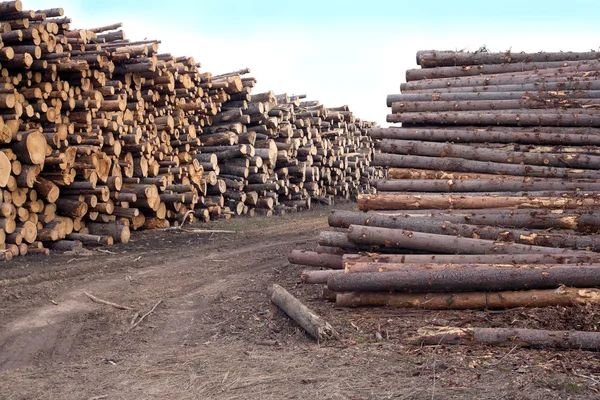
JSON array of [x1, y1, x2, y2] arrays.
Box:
[[291, 49, 600, 312], [0, 0, 378, 262]]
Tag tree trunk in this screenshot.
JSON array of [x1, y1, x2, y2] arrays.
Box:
[[268, 284, 335, 342], [336, 287, 600, 309], [327, 265, 600, 293], [407, 326, 600, 351]]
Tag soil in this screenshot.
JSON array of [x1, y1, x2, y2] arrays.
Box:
[[1, 204, 600, 399]]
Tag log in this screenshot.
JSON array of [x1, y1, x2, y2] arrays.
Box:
[[387, 111, 600, 127], [416, 50, 600, 68], [268, 284, 335, 342], [378, 139, 600, 169], [288, 250, 343, 269], [329, 210, 600, 250], [327, 265, 600, 293], [346, 225, 588, 255], [342, 253, 600, 266], [336, 287, 600, 309], [357, 193, 600, 211], [301, 269, 343, 284], [373, 153, 600, 179], [407, 326, 600, 351], [370, 126, 600, 146], [371, 178, 600, 193], [86, 222, 130, 244]]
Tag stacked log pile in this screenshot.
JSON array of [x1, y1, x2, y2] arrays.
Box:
[[0, 0, 378, 262], [292, 49, 600, 311]]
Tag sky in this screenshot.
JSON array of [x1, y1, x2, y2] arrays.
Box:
[[23, 0, 600, 125]]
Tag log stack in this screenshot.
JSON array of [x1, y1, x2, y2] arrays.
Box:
[[0, 0, 378, 262], [291, 49, 600, 311]]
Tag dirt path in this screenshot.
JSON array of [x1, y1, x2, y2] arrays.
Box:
[[1, 207, 599, 399]]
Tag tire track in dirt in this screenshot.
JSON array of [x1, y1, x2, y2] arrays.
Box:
[[0, 212, 328, 375]]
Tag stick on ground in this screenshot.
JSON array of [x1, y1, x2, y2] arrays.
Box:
[[84, 292, 133, 310]]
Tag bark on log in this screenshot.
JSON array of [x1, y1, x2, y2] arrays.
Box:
[[342, 253, 600, 269], [268, 284, 335, 342], [327, 265, 600, 293], [370, 126, 600, 146], [336, 286, 600, 309], [373, 153, 600, 179], [347, 224, 588, 255], [407, 326, 600, 351], [372, 178, 600, 193], [416, 50, 600, 68], [357, 193, 600, 211], [288, 250, 343, 269]]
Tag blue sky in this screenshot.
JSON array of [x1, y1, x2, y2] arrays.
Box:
[[25, 0, 600, 124]]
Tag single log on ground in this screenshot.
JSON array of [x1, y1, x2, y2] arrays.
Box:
[[288, 250, 343, 269], [336, 286, 600, 309], [268, 284, 335, 342], [407, 326, 600, 351]]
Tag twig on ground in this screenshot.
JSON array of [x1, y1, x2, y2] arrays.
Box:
[[84, 292, 133, 310], [88, 395, 109, 400], [130, 300, 163, 330]]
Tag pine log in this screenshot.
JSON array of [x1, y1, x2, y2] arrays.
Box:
[[373, 153, 600, 179], [357, 193, 600, 211], [347, 225, 588, 255], [336, 287, 600, 309], [327, 265, 600, 293], [288, 250, 343, 269], [407, 326, 600, 351], [268, 284, 335, 342]]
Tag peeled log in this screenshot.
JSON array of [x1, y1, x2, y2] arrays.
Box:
[[347, 225, 587, 255], [327, 265, 600, 293], [336, 287, 600, 309], [357, 193, 600, 211], [288, 250, 343, 269], [268, 284, 335, 342], [407, 326, 600, 351]]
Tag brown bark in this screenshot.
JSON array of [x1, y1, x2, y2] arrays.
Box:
[[357, 193, 600, 211], [327, 265, 600, 293], [336, 287, 600, 309], [347, 224, 588, 255], [407, 326, 600, 351]]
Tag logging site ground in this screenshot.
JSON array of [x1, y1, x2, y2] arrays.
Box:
[[1, 206, 600, 400]]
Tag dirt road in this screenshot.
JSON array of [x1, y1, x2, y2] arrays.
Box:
[[1, 206, 599, 399]]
